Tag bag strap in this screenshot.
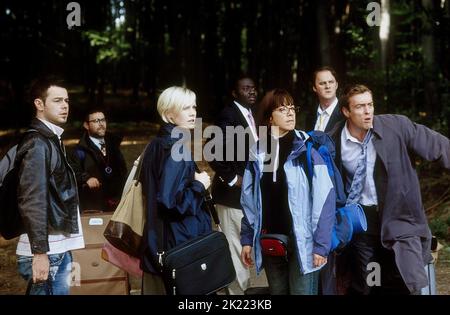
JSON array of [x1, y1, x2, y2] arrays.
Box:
[[134, 151, 146, 181], [194, 163, 220, 226]]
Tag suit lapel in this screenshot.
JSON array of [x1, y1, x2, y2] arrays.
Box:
[[324, 103, 343, 133], [231, 102, 258, 142], [231, 102, 250, 128]]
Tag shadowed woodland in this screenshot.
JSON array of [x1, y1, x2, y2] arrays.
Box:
[[0, 0, 450, 294]]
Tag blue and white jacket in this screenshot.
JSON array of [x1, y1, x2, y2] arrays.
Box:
[[240, 130, 336, 275]]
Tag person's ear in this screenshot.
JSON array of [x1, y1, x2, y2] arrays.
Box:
[[232, 90, 237, 99], [342, 106, 350, 119], [312, 85, 317, 93], [166, 112, 174, 124], [83, 121, 89, 131], [34, 98, 44, 112]]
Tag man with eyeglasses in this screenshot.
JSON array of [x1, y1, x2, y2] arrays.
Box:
[[329, 84, 450, 295], [306, 66, 344, 133], [208, 75, 259, 295], [68, 109, 127, 212]]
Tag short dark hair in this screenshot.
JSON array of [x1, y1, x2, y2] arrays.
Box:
[[312, 66, 338, 85], [255, 89, 294, 128], [233, 74, 255, 93], [340, 84, 373, 110], [29, 75, 65, 103], [84, 107, 106, 122]]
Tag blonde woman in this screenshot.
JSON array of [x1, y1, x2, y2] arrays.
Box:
[[140, 86, 211, 294]]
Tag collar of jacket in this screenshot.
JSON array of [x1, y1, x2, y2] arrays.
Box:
[[29, 117, 61, 141], [250, 129, 308, 175], [158, 123, 187, 148], [371, 116, 383, 140], [78, 131, 120, 151], [330, 116, 383, 141]]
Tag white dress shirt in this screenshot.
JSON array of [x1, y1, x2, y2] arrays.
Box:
[[340, 123, 378, 206], [227, 101, 258, 186], [314, 98, 338, 131], [89, 136, 106, 151]]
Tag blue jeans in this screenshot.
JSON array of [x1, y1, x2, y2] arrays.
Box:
[[262, 241, 319, 295], [17, 251, 73, 295]]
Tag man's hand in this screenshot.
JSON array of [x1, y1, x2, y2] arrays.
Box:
[[241, 245, 254, 267], [32, 254, 49, 283], [86, 177, 101, 189], [235, 175, 243, 188], [313, 254, 327, 267]]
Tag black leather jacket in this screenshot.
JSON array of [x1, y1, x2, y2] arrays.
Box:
[[16, 118, 79, 254]]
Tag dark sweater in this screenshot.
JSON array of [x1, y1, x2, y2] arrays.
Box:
[[261, 130, 294, 235]]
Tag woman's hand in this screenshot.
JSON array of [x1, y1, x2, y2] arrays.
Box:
[[241, 245, 254, 267], [195, 171, 211, 190], [313, 254, 327, 267]]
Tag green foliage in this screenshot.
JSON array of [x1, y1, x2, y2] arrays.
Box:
[[429, 218, 449, 240], [83, 28, 131, 64]]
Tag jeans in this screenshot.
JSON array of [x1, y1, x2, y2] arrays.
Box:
[[262, 239, 319, 295], [17, 251, 73, 295]]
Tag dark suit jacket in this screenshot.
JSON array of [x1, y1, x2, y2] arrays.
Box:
[[208, 102, 256, 209], [329, 115, 450, 292], [306, 102, 344, 133], [68, 132, 127, 211]]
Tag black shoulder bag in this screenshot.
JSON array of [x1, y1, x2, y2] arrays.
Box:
[[156, 167, 236, 295]]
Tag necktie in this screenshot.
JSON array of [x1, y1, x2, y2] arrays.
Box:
[[346, 129, 373, 205], [248, 111, 258, 140], [317, 111, 328, 131], [99, 141, 107, 156], [248, 111, 256, 131]]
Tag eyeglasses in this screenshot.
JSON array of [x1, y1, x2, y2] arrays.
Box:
[[88, 118, 107, 124], [275, 105, 300, 115]]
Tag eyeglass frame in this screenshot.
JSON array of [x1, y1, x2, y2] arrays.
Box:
[[87, 118, 107, 124], [274, 105, 300, 115]]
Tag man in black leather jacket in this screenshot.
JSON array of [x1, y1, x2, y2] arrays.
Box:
[[15, 76, 85, 295]]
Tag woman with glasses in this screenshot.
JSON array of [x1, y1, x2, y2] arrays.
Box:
[[239, 89, 335, 294], [139, 86, 212, 294]]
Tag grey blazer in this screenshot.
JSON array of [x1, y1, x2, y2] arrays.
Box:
[[329, 114, 450, 292]]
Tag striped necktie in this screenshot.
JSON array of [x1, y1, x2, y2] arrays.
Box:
[[346, 129, 373, 205]]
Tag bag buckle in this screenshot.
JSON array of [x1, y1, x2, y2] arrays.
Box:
[[157, 251, 165, 266]]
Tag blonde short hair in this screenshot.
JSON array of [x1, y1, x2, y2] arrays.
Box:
[[157, 86, 196, 123]]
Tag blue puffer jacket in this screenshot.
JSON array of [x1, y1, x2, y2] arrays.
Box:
[[240, 130, 335, 275], [140, 123, 212, 274]]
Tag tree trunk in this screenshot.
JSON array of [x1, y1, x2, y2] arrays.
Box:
[[421, 0, 439, 118], [316, 0, 331, 66]]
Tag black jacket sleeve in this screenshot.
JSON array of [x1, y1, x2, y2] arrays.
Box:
[[17, 135, 51, 253]]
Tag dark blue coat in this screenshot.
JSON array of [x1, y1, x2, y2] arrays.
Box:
[[140, 123, 212, 274]]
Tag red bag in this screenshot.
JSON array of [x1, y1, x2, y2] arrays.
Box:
[[260, 233, 289, 257], [101, 241, 143, 277]]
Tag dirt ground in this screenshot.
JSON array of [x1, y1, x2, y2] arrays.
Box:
[[1, 236, 449, 295]]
